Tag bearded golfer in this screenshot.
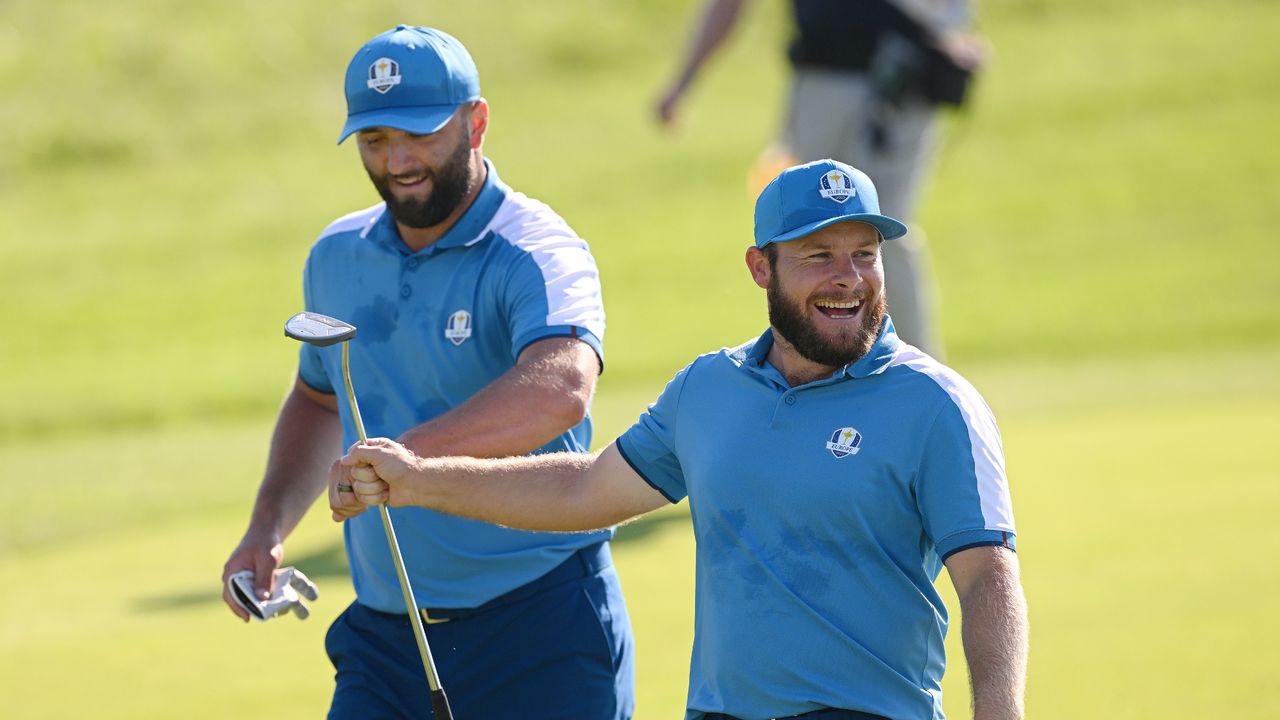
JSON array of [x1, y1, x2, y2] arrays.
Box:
[[333, 159, 1029, 720], [222, 25, 633, 720]]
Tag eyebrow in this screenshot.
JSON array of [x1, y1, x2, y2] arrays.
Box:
[[793, 236, 880, 252]]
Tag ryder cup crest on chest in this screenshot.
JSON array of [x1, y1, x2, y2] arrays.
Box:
[[444, 309, 472, 345], [826, 426, 863, 458]]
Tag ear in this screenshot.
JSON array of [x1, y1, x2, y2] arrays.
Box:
[[468, 99, 490, 149], [746, 246, 772, 290]]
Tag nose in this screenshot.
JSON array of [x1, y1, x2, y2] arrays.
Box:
[[830, 256, 863, 288], [385, 138, 420, 176]]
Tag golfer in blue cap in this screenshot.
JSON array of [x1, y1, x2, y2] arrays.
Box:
[[223, 25, 634, 719], [335, 159, 1030, 720]]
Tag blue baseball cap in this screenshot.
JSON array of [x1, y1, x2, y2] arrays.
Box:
[[338, 25, 481, 144], [753, 159, 908, 248]]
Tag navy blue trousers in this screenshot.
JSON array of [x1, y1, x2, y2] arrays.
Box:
[[325, 543, 634, 719]]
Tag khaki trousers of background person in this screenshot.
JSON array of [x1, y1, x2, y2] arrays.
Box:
[[782, 67, 945, 358]]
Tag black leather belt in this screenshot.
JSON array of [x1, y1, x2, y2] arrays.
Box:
[[419, 541, 610, 625]]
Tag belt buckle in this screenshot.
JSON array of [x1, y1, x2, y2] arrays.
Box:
[[419, 608, 450, 625]]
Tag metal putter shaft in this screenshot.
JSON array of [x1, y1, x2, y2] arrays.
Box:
[[284, 312, 454, 720]]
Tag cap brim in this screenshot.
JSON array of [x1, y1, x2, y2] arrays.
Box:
[[762, 213, 909, 247], [337, 104, 461, 144]]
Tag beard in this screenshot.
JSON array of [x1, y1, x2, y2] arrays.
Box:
[[767, 278, 886, 369], [368, 130, 474, 229]]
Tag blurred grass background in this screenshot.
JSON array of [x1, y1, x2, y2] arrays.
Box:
[[1, 0, 1277, 718]]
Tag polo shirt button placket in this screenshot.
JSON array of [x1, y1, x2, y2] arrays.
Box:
[[784, 394, 797, 406], [400, 257, 418, 300]]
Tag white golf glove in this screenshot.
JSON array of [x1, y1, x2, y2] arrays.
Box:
[[228, 567, 320, 622]]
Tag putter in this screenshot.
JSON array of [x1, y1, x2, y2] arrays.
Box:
[[284, 311, 454, 720]]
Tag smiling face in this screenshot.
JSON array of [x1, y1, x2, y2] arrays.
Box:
[[747, 220, 886, 380], [355, 101, 487, 234]]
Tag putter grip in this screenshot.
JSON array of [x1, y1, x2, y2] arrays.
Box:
[[431, 688, 453, 720]]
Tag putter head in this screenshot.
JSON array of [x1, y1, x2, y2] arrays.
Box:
[[284, 312, 357, 347]]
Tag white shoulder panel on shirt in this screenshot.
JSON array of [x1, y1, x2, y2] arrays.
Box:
[[887, 345, 1016, 532], [484, 192, 605, 337], [317, 203, 387, 242]]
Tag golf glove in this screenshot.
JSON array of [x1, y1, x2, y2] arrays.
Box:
[[228, 567, 320, 622]]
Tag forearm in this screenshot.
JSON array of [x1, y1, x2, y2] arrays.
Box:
[[399, 381, 576, 458], [958, 556, 1029, 720], [345, 441, 669, 533], [671, 0, 747, 91], [407, 452, 620, 532], [248, 381, 343, 538], [398, 339, 596, 458]]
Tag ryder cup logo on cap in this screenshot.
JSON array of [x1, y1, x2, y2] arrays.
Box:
[[367, 57, 402, 94], [753, 159, 909, 248], [826, 427, 863, 458], [339, 25, 481, 144], [818, 170, 856, 203]]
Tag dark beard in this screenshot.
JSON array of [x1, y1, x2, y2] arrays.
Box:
[[368, 131, 474, 229], [767, 281, 885, 368]]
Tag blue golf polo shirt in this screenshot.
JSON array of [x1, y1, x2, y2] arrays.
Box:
[[298, 160, 612, 612], [616, 319, 1016, 720]]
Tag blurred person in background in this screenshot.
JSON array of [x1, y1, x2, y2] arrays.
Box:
[[656, 0, 987, 359], [221, 25, 634, 720]]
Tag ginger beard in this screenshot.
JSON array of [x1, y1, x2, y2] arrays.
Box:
[[766, 265, 887, 369]]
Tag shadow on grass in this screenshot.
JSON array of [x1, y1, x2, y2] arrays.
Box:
[[133, 508, 689, 613], [132, 543, 350, 613]]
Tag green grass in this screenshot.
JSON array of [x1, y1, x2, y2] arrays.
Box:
[[4, 0, 1278, 438], [2, 0, 1278, 717], [3, 353, 1277, 718]]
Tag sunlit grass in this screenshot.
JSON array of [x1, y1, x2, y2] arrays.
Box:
[[2, 0, 1278, 717]]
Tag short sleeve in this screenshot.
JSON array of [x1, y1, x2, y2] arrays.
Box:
[[615, 364, 694, 504], [297, 256, 335, 394], [503, 236, 606, 365], [915, 395, 1017, 560], [297, 345, 334, 393]]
